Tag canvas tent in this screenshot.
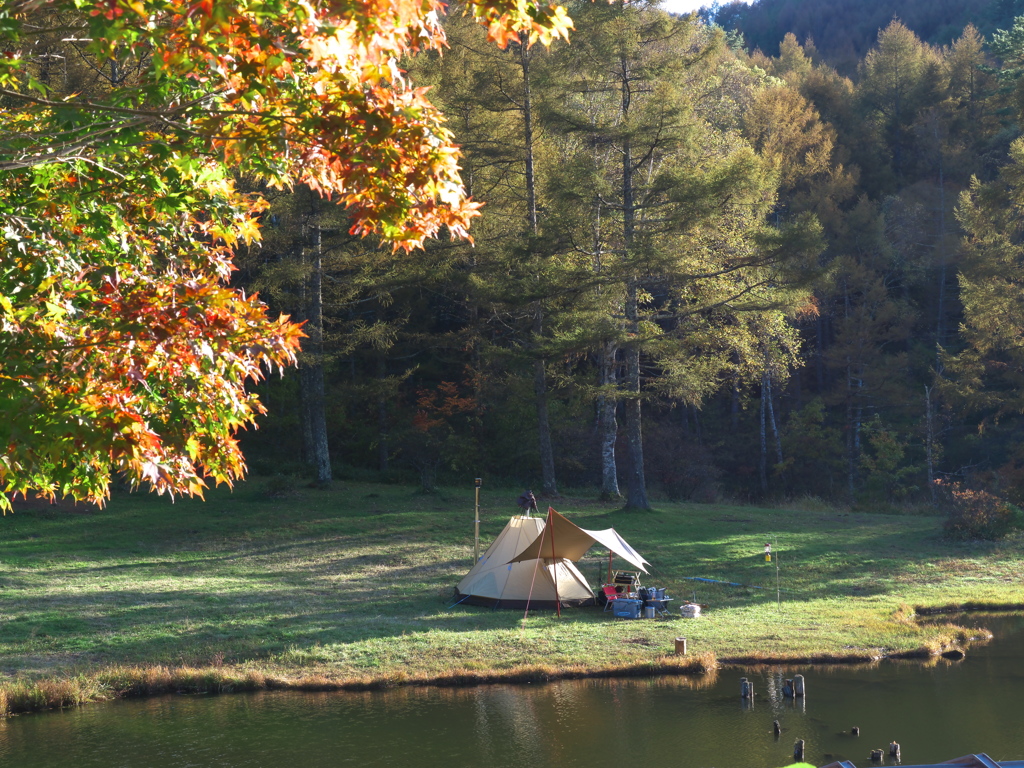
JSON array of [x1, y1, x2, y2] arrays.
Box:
[[454, 508, 648, 609], [454, 514, 595, 608]]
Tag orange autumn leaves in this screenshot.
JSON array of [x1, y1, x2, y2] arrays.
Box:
[[0, 0, 573, 508]]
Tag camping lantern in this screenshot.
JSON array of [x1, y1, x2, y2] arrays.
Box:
[[764, 542, 771, 562]]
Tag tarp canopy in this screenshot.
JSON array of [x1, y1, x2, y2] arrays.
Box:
[[507, 508, 649, 573]]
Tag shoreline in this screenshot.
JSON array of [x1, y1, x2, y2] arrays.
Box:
[[5, 482, 1024, 720], [0, 604, 1007, 719]]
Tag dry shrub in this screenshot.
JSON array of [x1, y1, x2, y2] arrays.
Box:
[[4, 682, 46, 712], [36, 679, 84, 708], [938, 480, 1022, 541], [294, 674, 337, 691], [173, 666, 234, 693], [97, 665, 175, 697], [242, 670, 268, 690]]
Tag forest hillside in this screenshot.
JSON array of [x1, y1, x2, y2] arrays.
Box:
[[714, 0, 1023, 72]]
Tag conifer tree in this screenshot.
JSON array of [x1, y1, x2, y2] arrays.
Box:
[[546, 0, 822, 507]]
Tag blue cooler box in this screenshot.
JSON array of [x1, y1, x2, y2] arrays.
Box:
[[612, 599, 641, 619]]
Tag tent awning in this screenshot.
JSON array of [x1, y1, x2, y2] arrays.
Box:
[[507, 508, 649, 573]]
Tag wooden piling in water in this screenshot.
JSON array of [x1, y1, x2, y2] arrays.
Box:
[[870, 748, 884, 761], [890, 741, 901, 761], [773, 720, 781, 737], [740, 678, 754, 699], [782, 679, 794, 698], [793, 739, 805, 762], [794, 674, 805, 697], [851, 726, 860, 736]]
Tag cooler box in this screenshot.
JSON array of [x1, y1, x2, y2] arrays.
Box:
[[612, 599, 641, 619]]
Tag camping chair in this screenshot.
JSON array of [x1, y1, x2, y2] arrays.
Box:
[[602, 584, 627, 612]]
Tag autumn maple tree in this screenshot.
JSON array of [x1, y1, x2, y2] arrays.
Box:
[[0, 0, 573, 509]]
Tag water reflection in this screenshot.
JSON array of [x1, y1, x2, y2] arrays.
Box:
[[2, 616, 1024, 768]]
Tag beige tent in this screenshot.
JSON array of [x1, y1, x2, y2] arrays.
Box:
[[454, 514, 596, 608]]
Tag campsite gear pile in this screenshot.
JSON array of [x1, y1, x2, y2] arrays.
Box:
[[599, 570, 673, 619], [611, 591, 671, 620]]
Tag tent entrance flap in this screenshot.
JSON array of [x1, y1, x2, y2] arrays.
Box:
[[507, 508, 649, 573]]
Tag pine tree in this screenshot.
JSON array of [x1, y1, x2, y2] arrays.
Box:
[[545, 1, 822, 507]]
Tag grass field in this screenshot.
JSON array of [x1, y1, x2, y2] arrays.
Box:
[[1, 480, 1022, 713]]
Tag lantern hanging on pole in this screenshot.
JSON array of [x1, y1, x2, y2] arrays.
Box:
[[764, 542, 772, 562]]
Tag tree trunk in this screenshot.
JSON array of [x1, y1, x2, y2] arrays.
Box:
[[620, 50, 649, 510], [377, 353, 389, 473], [624, 280, 649, 509], [925, 384, 936, 504], [300, 364, 331, 485], [598, 342, 621, 499], [535, 354, 558, 496], [301, 212, 331, 485], [766, 371, 783, 465], [520, 37, 558, 498], [759, 374, 768, 494]]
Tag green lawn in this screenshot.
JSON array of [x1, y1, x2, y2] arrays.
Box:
[[1, 480, 1021, 712]]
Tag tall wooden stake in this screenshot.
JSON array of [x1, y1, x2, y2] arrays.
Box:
[[474, 478, 482, 563], [774, 535, 781, 610]]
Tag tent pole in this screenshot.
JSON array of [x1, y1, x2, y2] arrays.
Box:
[[523, 522, 546, 622], [607, 551, 612, 585], [549, 507, 560, 617]]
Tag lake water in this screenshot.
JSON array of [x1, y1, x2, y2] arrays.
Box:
[[3, 614, 1024, 768]]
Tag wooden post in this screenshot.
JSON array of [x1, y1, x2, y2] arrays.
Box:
[[473, 478, 482, 563], [740, 678, 753, 699], [793, 740, 805, 762], [794, 674, 805, 697], [773, 720, 781, 737], [890, 741, 901, 761], [674, 637, 687, 655], [851, 726, 860, 736], [870, 748, 884, 761], [782, 679, 794, 698]]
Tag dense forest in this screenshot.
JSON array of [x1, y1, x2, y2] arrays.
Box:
[[235, 0, 1024, 510], [713, 0, 1024, 72]]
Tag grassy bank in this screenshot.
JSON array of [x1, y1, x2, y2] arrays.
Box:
[[1, 481, 1021, 714]]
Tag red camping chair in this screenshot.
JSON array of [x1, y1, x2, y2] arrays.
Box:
[[602, 584, 627, 612]]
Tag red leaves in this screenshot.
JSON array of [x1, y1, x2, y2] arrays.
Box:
[[413, 381, 477, 432]]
